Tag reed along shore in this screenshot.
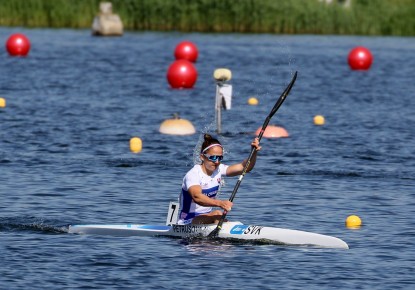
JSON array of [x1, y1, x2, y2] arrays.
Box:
[[0, 0, 414, 36]]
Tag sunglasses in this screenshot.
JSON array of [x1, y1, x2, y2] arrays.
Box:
[[203, 154, 224, 162]]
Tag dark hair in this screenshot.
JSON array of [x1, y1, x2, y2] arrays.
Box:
[[200, 134, 221, 153]]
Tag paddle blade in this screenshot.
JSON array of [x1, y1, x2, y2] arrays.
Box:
[[269, 71, 297, 117], [256, 71, 298, 141]]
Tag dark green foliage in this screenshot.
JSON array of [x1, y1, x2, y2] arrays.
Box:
[[0, 0, 414, 35]]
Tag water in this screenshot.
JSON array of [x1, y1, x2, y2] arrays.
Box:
[[1, 27, 414, 289]]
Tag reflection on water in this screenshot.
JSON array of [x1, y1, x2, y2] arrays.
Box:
[[179, 237, 260, 256]]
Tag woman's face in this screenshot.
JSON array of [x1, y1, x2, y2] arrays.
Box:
[[201, 145, 224, 173]]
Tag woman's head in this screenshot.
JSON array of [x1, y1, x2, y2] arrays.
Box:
[[200, 134, 223, 168], [201, 134, 222, 154]]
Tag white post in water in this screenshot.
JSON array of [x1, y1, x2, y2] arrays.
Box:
[[213, 68, 232, 134]]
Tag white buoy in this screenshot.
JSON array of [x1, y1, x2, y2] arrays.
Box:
[[213, 68, 232, 82], [159, 114, 196, 135], [92, 2, 123, 36]]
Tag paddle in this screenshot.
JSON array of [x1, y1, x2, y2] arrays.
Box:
[[208, 71, 298, 238]]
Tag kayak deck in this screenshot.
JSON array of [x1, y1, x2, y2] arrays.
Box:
[[68, 221, 349, 249]]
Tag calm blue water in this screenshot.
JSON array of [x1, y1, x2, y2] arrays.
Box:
[[1, 27, 414, 289]]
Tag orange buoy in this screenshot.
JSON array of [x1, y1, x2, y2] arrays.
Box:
[[166, 59, 198, 89], [174, 41, 198, 62], [255, 125, 289, 138], [6, 33, 31, 56], [348, 46, 373, 70], [159, 114, 196, 135]]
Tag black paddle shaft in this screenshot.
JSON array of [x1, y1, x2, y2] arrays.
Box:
[[208, 71, 298, 238]]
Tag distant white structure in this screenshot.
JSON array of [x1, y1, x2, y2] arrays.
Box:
[[319, 0, 351, 8], [213, 68, 233, 134], [92, 2, 123, 36]]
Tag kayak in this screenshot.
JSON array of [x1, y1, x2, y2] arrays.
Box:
[[69, 201, 348, 249], [68, 221, 349, 249]]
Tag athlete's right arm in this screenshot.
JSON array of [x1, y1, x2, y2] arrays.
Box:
[[188, 185, 233, 211]]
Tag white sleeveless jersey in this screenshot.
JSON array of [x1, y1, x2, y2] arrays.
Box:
[[178, 164, 228, 224]]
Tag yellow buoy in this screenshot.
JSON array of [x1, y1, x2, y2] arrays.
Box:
[[159, 114, 196, 135], [346, 215, 362, 228], [248, 97, 259, 106], [314, 115, 325, 125], [0, 97, 6, 108], [130, 137, 142, 153]]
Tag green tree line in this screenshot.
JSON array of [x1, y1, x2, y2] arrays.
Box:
[[0, 0, 414, 36]]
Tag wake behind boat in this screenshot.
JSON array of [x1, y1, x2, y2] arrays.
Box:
[[68, 220, 348, 249]]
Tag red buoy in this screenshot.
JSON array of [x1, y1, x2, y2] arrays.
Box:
[[348, 46, 373, 70], [6, 33, 31, 56], [174, 41, 198, 62], [167, 60, 198, 89]]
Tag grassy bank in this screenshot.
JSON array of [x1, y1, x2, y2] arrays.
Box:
[[0, 0, 414, 36]]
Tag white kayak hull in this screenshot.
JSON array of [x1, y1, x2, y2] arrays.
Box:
[[68, 221, 349, 249]]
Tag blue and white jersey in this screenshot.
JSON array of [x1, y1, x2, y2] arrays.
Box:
[[178, 164, 228, 224]]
